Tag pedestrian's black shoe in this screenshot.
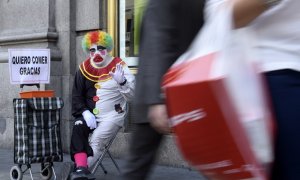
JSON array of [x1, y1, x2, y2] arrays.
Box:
[[69, 166, 95, 180]]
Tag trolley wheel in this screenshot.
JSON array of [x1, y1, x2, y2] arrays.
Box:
[[10, 166, 23, 180], [40, 164, 53, 180]]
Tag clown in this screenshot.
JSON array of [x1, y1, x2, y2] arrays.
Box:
[[69, 30, 135, 180]]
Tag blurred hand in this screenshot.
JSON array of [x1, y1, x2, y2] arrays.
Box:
[[148, 104, 171, 134], [82, 110, 97, 129], [109, 63, 126, 84]]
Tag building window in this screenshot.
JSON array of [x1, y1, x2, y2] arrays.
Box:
[[119, 0, 147, 67]]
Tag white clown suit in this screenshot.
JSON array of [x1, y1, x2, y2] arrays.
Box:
[[70, 56, 135, 168]]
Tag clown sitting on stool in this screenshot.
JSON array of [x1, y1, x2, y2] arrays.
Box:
[[69, 30, 135, 180]]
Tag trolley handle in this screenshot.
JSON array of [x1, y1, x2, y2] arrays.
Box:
[[20, 84, 40, 92]]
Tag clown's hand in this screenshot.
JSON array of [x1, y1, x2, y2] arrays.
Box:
[[82, 110, 97, 129], [109, 63, 127, 85]]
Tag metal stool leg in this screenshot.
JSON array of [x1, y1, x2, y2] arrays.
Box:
[[107, 150, 121, 173], [91, 152, 107, 174], [99, 163, 107, 174], [90, 127, 121, 175]]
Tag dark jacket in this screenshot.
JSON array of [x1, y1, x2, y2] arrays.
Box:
[[133, 0, 206, 123]]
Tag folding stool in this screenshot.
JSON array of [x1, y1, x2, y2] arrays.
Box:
[[90, 126, 121, 174]]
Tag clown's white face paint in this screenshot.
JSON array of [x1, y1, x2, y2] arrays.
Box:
[[89, 44, 111, 67]]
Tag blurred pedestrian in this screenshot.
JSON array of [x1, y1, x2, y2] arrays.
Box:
[[207, 0, 300, 179], [120, 0, 206, 179]]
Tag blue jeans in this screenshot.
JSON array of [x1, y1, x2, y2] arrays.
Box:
[[265, 69, 300, 180]]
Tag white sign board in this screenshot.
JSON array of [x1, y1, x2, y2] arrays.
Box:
[[8, 49, 51, 84]]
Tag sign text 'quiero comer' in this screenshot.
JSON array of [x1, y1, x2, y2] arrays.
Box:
[[8, 49, 51, 84]]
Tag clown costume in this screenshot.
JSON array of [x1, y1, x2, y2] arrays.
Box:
[[69, 30, 135, 180]]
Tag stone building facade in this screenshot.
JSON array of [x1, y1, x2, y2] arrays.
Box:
[[0, 0, 188, 167]]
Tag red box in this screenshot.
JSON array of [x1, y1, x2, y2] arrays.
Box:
[[163, 53, 273, 180], [19, 90, 55, 98]]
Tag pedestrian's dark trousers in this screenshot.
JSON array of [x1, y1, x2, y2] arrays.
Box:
[[70, 117, 93, 161], [121, 123, 163, 180], [265, 69, 300, 180]]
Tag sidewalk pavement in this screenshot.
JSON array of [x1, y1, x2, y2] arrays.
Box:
[[1, 148, 207, 180]]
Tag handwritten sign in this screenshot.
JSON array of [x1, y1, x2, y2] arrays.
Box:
[[8, 49, 50, 84]]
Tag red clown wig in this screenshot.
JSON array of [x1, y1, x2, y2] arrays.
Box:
[[81, 30, 114, 53]]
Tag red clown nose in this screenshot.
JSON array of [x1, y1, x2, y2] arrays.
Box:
[[93, 54, 103, 63]]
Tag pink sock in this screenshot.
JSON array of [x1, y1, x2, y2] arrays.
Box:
[[74, 152, 88, 168]]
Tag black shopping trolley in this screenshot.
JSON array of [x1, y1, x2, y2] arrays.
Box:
[[10, 90, 64, 180]]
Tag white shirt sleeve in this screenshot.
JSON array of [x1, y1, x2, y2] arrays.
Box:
[[118, 65, 135, 101], [205, 0, 228, 20]]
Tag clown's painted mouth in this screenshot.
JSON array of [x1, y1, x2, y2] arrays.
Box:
[[93, 54, 103, 63]]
